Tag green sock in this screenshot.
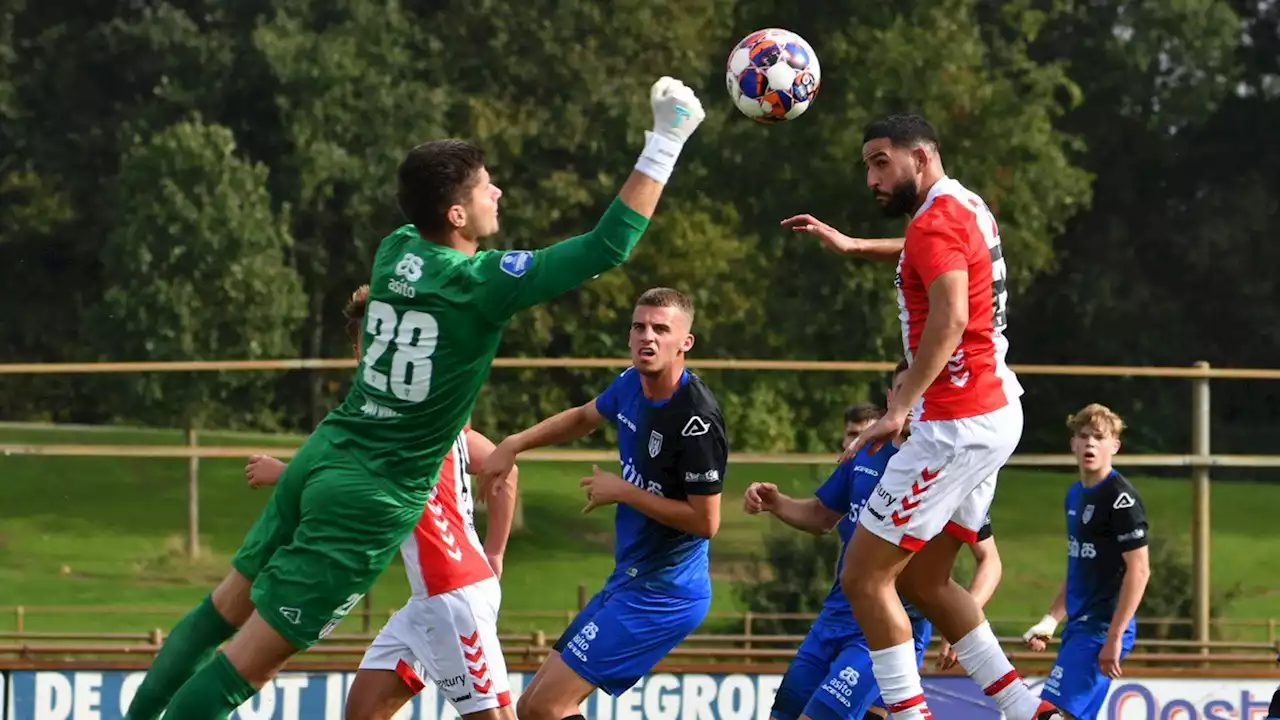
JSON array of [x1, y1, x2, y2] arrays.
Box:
[[123, 595, 237, 720], [162, 651, 258, 720]]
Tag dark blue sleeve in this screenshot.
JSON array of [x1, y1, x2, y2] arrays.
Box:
[[815, 462, 852, 513], [593, 369, 631, 423]]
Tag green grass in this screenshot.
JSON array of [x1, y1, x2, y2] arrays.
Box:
[[2, 423, 1277, 640]]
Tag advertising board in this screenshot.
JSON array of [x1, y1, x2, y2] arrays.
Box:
[[2, 670, 1275, 719]]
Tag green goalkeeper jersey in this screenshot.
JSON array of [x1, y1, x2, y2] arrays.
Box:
[[317, 197, 649, 490]]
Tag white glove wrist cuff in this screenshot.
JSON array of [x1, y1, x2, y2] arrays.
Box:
[[635, 130, 684, 185]]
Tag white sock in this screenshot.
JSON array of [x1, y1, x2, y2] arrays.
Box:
[[869, 641, 933, 719], [952, 621, 1044, 720]]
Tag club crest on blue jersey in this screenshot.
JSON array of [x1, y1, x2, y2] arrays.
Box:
[[1082, 505, 1094, 524], [500, 250, 533, 278], [648, 430, 663, 457]]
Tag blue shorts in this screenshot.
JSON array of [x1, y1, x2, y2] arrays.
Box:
[[1041, 622, 1134, 720], [553, 584, 710, 696], [772, 615, 932, 720]]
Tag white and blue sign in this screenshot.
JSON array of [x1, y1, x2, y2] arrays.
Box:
[[6, 670, 1273, 719], [0, 670, 1004, 720]]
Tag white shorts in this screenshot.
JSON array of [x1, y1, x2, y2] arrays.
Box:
[[859, 399, 1023, 550], [358, 577, 511, 714]]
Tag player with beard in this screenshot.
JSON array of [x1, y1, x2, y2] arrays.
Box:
[[782, 114, 1060, 720], [476, 287, 728, 720]]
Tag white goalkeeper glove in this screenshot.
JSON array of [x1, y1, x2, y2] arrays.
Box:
[[635, 76, 706, 185], [1022, 614, 1060, 642]]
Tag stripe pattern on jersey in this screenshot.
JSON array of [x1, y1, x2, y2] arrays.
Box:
[[399, 430, 493, 597]]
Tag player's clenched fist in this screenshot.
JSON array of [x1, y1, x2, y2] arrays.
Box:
[[245, 454, 286, 489], [635, 77, 705, 186], [650, 76, 706, 146], [1022, 614, 1058, 652], [743, 481, 780, 514]]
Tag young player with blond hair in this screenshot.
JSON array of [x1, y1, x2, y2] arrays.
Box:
[[1023, 403, 1152, 720]]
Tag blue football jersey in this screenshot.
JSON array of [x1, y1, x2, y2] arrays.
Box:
[[593, 367, 729, 599], [814, 444, 898, 623], [1063, 470, 1148, 629]]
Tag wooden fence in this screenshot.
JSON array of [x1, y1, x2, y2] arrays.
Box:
[[2, 609, 1278, 672], [3, 357, 1280, 660]]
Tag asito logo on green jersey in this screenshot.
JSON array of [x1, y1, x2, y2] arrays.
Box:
[[390, 252, 423, 298]]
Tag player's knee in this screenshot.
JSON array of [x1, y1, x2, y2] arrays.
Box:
[[894, 573, 934, 608], [515, 691, 580, 720], [840, 564, 884, 610], [221, 613, 299, 686], [210, 570, 255, 628], [513, 692, 553, 720]]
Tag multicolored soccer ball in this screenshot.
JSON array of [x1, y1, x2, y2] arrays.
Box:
[[725, 28, 822, 123]]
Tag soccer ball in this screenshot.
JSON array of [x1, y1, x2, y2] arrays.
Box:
[[725, 28, 822, 123]]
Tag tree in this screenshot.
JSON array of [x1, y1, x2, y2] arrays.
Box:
[[1009, 0, 1251, 454], [90, 116, 306, 430]]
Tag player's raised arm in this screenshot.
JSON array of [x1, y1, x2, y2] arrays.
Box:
[[475, 77, 706, 320], [780, 214, 905, 263], [475, 399, 609, 499]]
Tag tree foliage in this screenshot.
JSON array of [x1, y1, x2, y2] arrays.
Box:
[[0, 0, 1271, 457], [92, 117, 306, 429]]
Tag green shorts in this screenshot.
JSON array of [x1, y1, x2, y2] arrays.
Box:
[[231, 433, 428, 650]]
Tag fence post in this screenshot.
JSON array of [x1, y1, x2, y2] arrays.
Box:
[[1191, 361, 1211, 659], [187, 423, 200, 560]]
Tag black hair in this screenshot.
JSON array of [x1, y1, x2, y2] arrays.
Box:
[[862, 113, 940, 153], [844, 402, 883, 425], [396, 139, 486, 237]]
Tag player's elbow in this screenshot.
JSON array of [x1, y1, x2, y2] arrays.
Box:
[[588, 201, 649, 266], [584, 223, 636, 268], [691, 513, 720, 539], [1125, 555, 1151, 584], [936, 306, 967, 336]]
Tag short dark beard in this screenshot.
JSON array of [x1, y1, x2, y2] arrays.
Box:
[[877, 177, 919, 217]]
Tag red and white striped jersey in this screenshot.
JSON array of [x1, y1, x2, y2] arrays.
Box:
[[895, 177, 1024, 422], [399, 428, 494, 597]]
